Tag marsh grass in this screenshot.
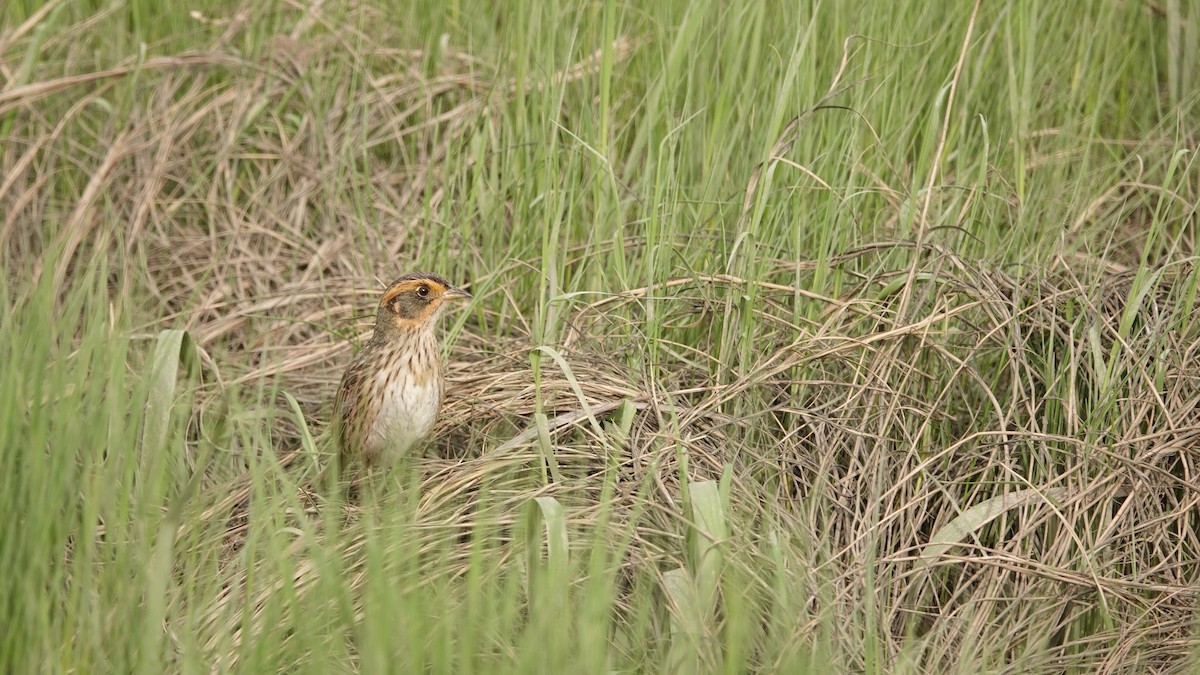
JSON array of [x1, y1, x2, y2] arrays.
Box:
[[2, 0, 1199, 672]]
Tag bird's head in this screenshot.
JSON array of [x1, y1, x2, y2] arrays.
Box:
[[374, 272, 471, 337]]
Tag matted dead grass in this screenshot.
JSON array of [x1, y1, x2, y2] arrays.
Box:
[[173, 240, 1200, 672]]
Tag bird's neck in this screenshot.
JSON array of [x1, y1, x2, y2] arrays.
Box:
[[370, 308, 438, 346]]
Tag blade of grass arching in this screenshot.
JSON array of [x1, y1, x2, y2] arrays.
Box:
[[135, 329, 200, 674], [1178, 262, 1200, 337], [518, 490, 577, 670], [283, 392, 319, 476], [135, 327, 200, 594], [577, 417, 637, 673], [1148, 149, 1191, 261], [139, 329, 197, 457], [533, 345, 610, 449], [523, 496, 569, 607], [917, 487, 1072, 568], [617, 397, 637, 436], [687, 480, 728, 613], [170, 389, 232, 643], [1116, 266, 1162, 344], [663, 478, 729, 673], [533, 411, 563, 484], [138, 512, 178, 675], [662, 568, 702, 675]]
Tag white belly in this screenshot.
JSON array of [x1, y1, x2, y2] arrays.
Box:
[[365, 374, 440, 465]]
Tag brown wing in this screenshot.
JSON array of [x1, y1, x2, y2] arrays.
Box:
[[333, 350, 370, 471]]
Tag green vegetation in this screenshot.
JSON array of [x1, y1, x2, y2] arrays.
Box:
[[2, 0, 1199, 672]]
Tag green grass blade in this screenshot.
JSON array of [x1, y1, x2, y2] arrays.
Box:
[[688, 479, 728, 612], [662, 567, 702, 675], [918, 487, 1072, 567], [139, 329, 197, 455], [283, 391, 319, 476], [524, 495, 569, 604]]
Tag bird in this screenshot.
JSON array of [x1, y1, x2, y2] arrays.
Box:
[[331, 272, 471, 475]]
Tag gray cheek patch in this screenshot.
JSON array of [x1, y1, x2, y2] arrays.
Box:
[[391, 294, 430, 318]]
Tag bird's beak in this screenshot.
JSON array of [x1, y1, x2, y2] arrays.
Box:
[[444, 286, 472, 301]]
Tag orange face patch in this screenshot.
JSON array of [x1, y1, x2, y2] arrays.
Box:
[[380, 278, 448, 308]]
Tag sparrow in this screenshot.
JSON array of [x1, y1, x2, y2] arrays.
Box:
[[332, 273, 471, 473]]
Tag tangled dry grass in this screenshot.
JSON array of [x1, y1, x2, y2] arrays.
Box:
[[187, 243, 1200, 671], [4, 5, 1200, 672]]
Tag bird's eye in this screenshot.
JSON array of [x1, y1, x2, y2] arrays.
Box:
[[417, 285, 430, 297]]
